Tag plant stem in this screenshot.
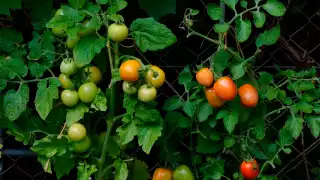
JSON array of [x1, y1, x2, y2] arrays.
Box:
[[264, 106, 289, 118], [259, 149, 282, 175], [7, 77, 57, 84], [229, 6, 259, 24]]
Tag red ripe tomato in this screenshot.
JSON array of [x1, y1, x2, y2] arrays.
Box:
[[240, 160, 260, 179], [238, 84, 259, 108], [213, 76, 237, 101], [152, 168, 173, 180]]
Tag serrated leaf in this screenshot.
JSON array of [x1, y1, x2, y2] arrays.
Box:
[[162, 96, 183, 111], [66, 103, 89, 126], [224, 136, 235, 148], [178, 65, 193, 89], [131, 17, 177, 52], [264, 86, 278, 100], [285, 115, 303, 139], [256, 25, 280, 47], [107, 0, 128, 14], [287, 81, 315, 92], [279, 128, 293, 147], [73, 35, 106, 67], [182, 100, 196, 117], [136, 106, 162, 123], [0, 28, 23, 52], [138, 0, 176, 20], [68, 0, 86, 9], [211, 50, 232, 76], [137, 124, 162, 154], [305, 116, 320, 138], [231, 61, 247, 80], [252, 11, 266, 28], [114, 159, 128, 180], [207, 3, 222, 21], [46, 6, 85, 28], [262, 0, 286, 17], [295, 100, 313, 113], [116, 116, 138, 145], [314, 104, 320, 114], [31, 137, 68, 157], [35, 79, 60, 120], [223, 111, 239, 134], [213, 23, 230, 33], [0, 0, 21, 15], [77, 163, 97, 180], [235, 17, 252, 43], [29, 62, 45, 78], [224, 0, 239, 11], [201, 162, 225, 179], [258, 72, 273, 84], [253, 118, 265, 140], [91, 89, 107, 111], [247, 142, 269, 160], [3, 84, 29, 121], [54, 155, 75, 179], [198, 102, 213, 122]]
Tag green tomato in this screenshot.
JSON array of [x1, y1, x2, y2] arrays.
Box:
[[122, 81, 138, 95], [84, 66, 102, 84], [108, 23, 129, 42], [68, 123, 87, 142], [78, 20, 95, 37], [52, 27, 67, 38], [60, 58, 77, 75], [138, 84, 157, 102], [66, 35, 80, 49], [78, 82, 98, 103], [61, 90, 79, 107], [58, 74, 73, 89], [173, 165, 195, 180], [73, 136, 92, 153]]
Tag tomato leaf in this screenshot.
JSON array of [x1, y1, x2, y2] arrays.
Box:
[[114, 159, 128, 180], [0, 79, 6, 91], [258, 72, 273, 85], [136, 106, 162, 123], [196, 136, 223, 154], [3, 84, 29, 121], [224, 111, 239, 134], [29, 62, 45, 78], [295, 100, 313, 113], [77, 163, 97, 180], [224, 136, 235, 148], [182, 100, 196, 117], [116, 116, 138, 145], [256, 24, 280, 48], [201, 162, 224, 180], [0, 56, 28, 80], [28, 30, 55, 63], [224, 0, 238, 11], [165, 111, 191, 129], [231, 61, 248, 80], [138, 0, 176, 20], [73, 35, 106, 67], [123, 94, 138, 114], [252, 11, 266, 28], [68, 0, 86, 9], [162, 96, 183, 111], [278, 128, 294, 147], [262, 0, 286, 17], [211, 50, 232, 77], [285, 115, 303, 139], [198, 102, 213, 122], [314, 104, 320, 114], [137, 123, 163, 154], [130, 17, 177, 52], [38, 156, 52, 173], [213, 23, 230, 33], [128, 159, 149, 180], [0, 28, 23, 52], [90, 88, 107, 111], [107, 0, 128, 14], [46, 6, 85, 28], [0, 0, 21, 15], [305, 116, 320, 138], [207, 3, 222, 21], [97, 0, 108, 4], [35, 79, 60, 120], [53, 155, 75, 179], [235, 17, 252, 43], [31, 136, 69, 157], [66, 103, 89, 127]]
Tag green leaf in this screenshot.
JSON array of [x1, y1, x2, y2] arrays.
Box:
[[235, 17, 252, 43], [107, 0, 128, 14], [262, 0, 286, 17], [252, 118, 265, 140], [97, 0, 108, 4], [287, 81, 315, 92], [296, 68, 316, 78], [38, 156, 52, 173], [73, 35, 106, 67], [314, 104, 320, 114], [295, 100, 313, 113], [31, 137, 68, 157], [264, 86, 278, 100], [254, 0, 262, 5], [90, 89, 107, 111], [223, 111, 239, 134], [77, 163, 97, 180], [130, 17, 177, 52], [0, 28, 23, 52], [137, 123, 163, 154], [279, 128, 294, 147], [136, 106, 162, 123], [207, 3, 222, 21], [285, 115, 303, 139], [66, 103, 89, 127], [224, 136, 235, 148], [247, 142, 269, 160], [305, 116, 320, 138], [231, 61, 247, 80], [211, 50, 232, 76], [213, 23, 230, 33], [256, 25, 280, 47], [114, 159, 128, 180], [28, 30, 55, 62], [0, 79, 6, 91], [283, 148, 292, 154], [0, 0, 21, 15], [116, 116, 138, 144], [138, 0, 176, 20], [196, 136, 223, 154], [258, 72, 273, 84], [35, 79, 60, 120], [201, 162, 224, 180], [182, 100, 196, 117], [23, 0, 54, 30], [224, 0, 239, 11], [68, 0, 86, 9], [128, 159, 149, 180], [240, 0, 248, 8], [3, 84, 29, 121], [178, 65, 193, 89], [252, 11, 266, 28], [46, 6, 85, 28], [29, 62, 45, 78], [162, 96, 183, 111], [165, 111, 191, 129], [54, 155, 75, 179], [198, 102, 213, 122], [216, 109, 229, 120]]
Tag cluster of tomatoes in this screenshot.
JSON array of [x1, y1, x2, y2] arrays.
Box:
[[152, 165, 194, 180], [196, 68, 259, 108], [119, 59, 166, 102]]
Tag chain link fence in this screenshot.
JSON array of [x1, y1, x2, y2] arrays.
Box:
[[1, 0, 320, 179]]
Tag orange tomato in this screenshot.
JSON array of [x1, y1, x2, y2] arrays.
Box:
[[152, 168, 173, 180], [119, 60, 141, 82], [213, 76, 237, 101], [196, 68, 214, 87], [205, 87, 225, 108], [238, 84, 259, 108]]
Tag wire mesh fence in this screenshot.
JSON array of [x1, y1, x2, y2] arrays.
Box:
[[1, 0, 320, 179]]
